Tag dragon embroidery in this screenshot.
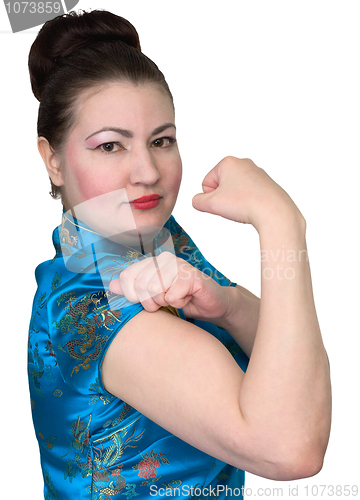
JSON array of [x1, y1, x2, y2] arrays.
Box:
[[53, 291, 122, 376]]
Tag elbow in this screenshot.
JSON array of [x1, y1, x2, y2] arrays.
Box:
[[232, 441, 326, 481], [242, 432, 328, 481], [266, 436, 327, 481], [272, 448, 324, 481], [231, 413, 331, 480]]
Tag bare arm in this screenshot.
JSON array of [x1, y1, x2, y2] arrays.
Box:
[[103, 157, 331, 480], [204, 285, 260, 357], [234, 211, 330, 478]]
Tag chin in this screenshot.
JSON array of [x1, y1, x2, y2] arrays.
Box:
[[106, 225, 161, 249]]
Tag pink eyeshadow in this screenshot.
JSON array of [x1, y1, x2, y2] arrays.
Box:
[[85, 136, 101, 149]]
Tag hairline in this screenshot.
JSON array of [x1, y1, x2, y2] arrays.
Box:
[[49, 78, 174, 156]]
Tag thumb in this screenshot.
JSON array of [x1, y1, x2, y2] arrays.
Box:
[[109, 278, 123, 295], [192, 163, 221, 213], [192, 190, 217, 214]]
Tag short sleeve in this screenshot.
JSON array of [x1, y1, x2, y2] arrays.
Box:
[[47, 270, 143, 395]]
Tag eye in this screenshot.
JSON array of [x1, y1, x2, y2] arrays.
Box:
[[151, 137, 176, 148], [97, 142, 124, 153]]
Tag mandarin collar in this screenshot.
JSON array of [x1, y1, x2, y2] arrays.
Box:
[[51, 209, 176, 275]]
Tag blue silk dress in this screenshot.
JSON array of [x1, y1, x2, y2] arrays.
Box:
[[28, 213, 249, 499]]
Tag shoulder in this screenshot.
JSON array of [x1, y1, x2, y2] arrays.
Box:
[[101, 308, 247, 467]]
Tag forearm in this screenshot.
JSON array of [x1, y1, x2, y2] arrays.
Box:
[[210, 286, 259, 357], [190, 157, 331, 477], [239, 212, 331, 475]]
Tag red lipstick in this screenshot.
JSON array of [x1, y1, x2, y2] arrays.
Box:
[[130, 194, 161, 210]]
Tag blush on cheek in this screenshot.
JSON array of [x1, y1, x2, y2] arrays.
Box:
[[65, 141, 111, 203], [171, 165, 183, 194], [74, 172, 97, 201], [73, 169, 114, 202]]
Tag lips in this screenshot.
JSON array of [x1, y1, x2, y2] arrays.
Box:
[[130, 194, 162, 210], [132, 194, 161, 203]]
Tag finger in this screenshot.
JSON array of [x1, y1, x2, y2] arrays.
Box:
[[138, 294, 164, 312], [117, 253, 179, 306], [134, 269, 169, 312], [164, 264, 200, 308], [120, 257, 158, 303], [149, 252, 179, 295], [109, 279, 123, 295], [192, 164, 222, 213], [124, 254, 175, 304], [202, 184, 216, 193], [136, 255, 189, 310], [138, 256, 179, 309], [192, 190, 219, 214], [201, 164, 221, 192], [164, 291, 193, 309]]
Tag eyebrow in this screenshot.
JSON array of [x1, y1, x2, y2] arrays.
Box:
[[85, 122, 176, 141]]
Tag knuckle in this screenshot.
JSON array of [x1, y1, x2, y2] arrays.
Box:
[[164, 290, 174, 303], [159, 251, 176, 266], [134, 278, 148, 293], [222, 156, 256, 168], [119, 269, 132, 284], [148, 279, 162, 296]]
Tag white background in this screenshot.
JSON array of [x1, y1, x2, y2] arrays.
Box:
[[1, 1, 359, 498]]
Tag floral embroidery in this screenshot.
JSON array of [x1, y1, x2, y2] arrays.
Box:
[[133, 450, 169, 485], [136, 454, 159, 479]]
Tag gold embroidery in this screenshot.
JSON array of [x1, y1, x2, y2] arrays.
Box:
[[160, 305, 180, 317]]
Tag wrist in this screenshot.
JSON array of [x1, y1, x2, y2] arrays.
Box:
[[215, 286, 246, 330], [257, 205, 306, 241]]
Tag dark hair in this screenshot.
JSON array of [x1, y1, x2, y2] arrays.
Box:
[[28, 10, 173, 199]]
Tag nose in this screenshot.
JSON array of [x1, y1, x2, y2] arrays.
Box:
[[129, 148, 161, 186]]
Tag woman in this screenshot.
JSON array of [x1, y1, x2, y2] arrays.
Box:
[[28, 9, 331, 499]]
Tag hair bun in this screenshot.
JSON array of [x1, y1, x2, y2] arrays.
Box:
[[29, 10, 141, 101]]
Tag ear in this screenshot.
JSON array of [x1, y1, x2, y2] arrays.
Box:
[[37, 137, 64, 187]]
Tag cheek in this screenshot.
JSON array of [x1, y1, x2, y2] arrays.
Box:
[[65, 146, 123, 202], [72, 170, 109, 201], [166, 159, 183, 195]]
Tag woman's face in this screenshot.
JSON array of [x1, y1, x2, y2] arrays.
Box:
[[55, 81, 182, 244]]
